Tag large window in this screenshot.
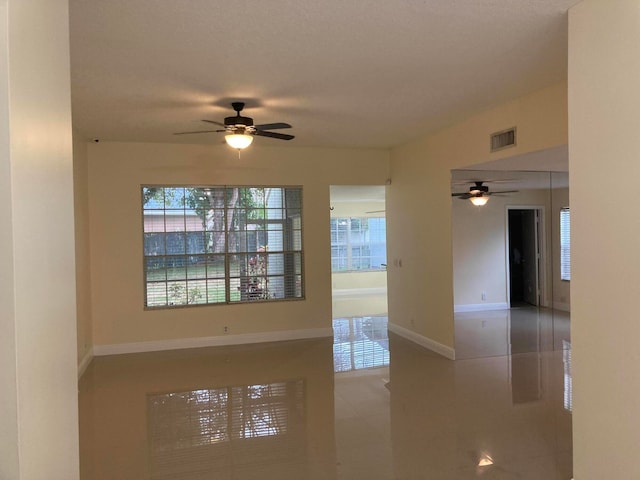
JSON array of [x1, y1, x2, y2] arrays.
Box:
[[560, 207, 570, 281], [330, 217, 386, 272], [143, 186, 303, 308]]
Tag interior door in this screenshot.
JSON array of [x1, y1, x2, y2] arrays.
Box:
[[508, 209, 539, 307], [521, 209, 538, 306]]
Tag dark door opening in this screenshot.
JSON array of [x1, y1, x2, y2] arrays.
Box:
[[508, 209, 539, 307]]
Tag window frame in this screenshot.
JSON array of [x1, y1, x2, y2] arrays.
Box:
[[142, 185, 305, 309]]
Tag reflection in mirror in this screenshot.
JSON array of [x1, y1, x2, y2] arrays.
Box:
[[388, 332, 572, 478], [551, 171, 571, 349], [451, 169, 570, 358], [510, 309, 542, 404], [510, 352, 542, 404]]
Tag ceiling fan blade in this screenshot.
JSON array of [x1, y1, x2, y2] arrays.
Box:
[[451, 178, 516, 185], [254, 130, 295, 141], [255, 122, 292, 130], [452, 193, 472, 199], [173, 129, 224, 135], [201, 119, 227, 127], [488, 190, 519, 195]]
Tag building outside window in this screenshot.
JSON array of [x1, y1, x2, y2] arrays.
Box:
[[142, 186, 303, 308], [330, 217, 386, 272]]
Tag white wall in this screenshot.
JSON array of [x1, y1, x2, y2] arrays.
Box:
[[332, 271, 387, 290], [0, 1, 79, 478], [569, 0, 640, 477]]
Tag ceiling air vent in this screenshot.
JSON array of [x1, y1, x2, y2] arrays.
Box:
[[490, 127, 517, 152]]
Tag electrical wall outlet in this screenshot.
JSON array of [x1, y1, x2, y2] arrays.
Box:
[[481, 292, 487, 301]]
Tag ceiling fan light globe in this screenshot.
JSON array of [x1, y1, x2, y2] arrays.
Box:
[[470, 196, 489, 206], [225, 133, 254, 149]]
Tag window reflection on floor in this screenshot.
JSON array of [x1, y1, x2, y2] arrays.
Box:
[[147, 380, 306, 479], [332, 316, 389, 372]]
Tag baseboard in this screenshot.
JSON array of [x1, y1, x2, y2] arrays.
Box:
[[454, 302, 509, 313], [92, 327, 334, 356], [553, 301, 571, 312], [332, 287, 387, 298], [388, 323, 455, 360], [78, 347, 94, 379]]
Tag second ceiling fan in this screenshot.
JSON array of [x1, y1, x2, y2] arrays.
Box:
[[452, 181, 518, 206]]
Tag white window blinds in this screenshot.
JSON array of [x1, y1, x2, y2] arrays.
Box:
[[560, 207, 571, 281], [142, 186, 304, 308]]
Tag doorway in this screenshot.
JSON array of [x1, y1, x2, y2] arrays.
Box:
[[507, 207, 543, 307], [329, 185, 388, 318]]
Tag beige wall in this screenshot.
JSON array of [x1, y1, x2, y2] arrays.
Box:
[[74, 131, 93, 364], [569, 0, 640, 477], [87, 141, 389, 347], [452, 188, 553, 308], [0, 0, 79, 478], [0, 4, 18, 476], [332, 271, 387, 290], [387, 82, 568, 349]]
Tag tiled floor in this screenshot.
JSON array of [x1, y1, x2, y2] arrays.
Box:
[[78, 307, 572, 479]]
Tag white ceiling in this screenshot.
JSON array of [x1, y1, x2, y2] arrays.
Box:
[[69, 0, 577, 149]]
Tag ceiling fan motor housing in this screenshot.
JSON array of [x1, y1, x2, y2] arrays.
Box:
[[224, 115, 254, 127], [225, 101, 254, 129], [469, 183, 489, 195]]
